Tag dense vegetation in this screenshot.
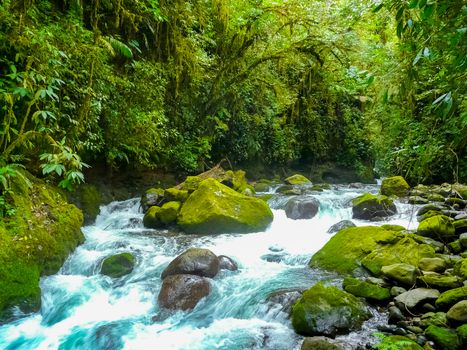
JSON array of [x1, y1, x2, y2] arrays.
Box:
[[0, 0, 466, 212]]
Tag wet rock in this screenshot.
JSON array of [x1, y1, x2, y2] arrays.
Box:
[[454, 220, 467, 235], [428, 194, 446, 202], [381, 224, 406, 231], [380, 176, 410, 197], [266, 289, 302, 315], [420, 312, 448, 328], [161, 248, 220, 279], [301, 336, 344, 350], [100, 253, 135, 278], [394, 288, 440, 309], [391, 286, 408, 297], [447, 300, 467, 323], [327, 220, 356, 234], [459, 232, 467, 248], [352, 193, 397, 220], [453, 258, 467, 279], [143, 206, 164, 229], [389, 305, 405, 324], [141, 188, 165, 213], [417, 215, 456, 243], [285, 174, 311, 185], [291, 282, 370, 337], [417, 274, 463, 290], [381, 263, 419, 286], [457, 324, 467, 346], [157, 274, 211, 311], [455, 213, 467, 221], [425, 325, 460, 350], [409, 196, 429, 205], [218, 255, 238, 271], [419, 258, 447, 273], [343, 277, 391, 301], [285, 197, 320, 220], [349, 182, 364, 189], [445, 198, 466, 209], [417, 204, 445, 218], [435, 286, 467, 310], [261, 253, 286, 263]]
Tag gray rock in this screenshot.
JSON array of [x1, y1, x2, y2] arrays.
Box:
[[161, 248, 220, 279], [391, 286, 408, 297], [285, 197, 320, 220], [395, 288, 440, 309], [327, 220, 356, 234], [218, 255, 238, 271], [157, 274, 211, 311], [388, 305, 405, 324]]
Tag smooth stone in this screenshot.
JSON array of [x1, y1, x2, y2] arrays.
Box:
[[447, 300, 467, 323], [161, 248, 220, 279], [381, 263, 419, 286], [419, 257, 447, 273], [459, 232, 467, 248], [326, 220, 356, 234], [417, 274, 463, 289], [157, 274, 211, 311], [218, 255, 238, 271], [285, 196, 320, 220], [394, 288, 440, 309], [391, 286, 408, 297], [388, 305, 405, 324]]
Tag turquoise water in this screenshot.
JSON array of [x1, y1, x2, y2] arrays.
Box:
[[0, 185, 418, 350]]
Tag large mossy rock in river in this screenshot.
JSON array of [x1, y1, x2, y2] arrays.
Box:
[[100, 253, 135, 278], [343, 277, 391, 301], [157, 274, 211, 311], [177, 178, 273, 234], [309, 226, 436, 276], [380, 176, 410, 197], [0, 171, 84, 321], [352, 193, 397, 220], [285, 174, 311, 185], [291, 282, 370, 337], [161, 248, 220, 279]]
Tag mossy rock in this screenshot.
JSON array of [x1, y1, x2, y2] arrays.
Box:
[[222, 170, 254, 194], [100, 253, 135, 278], [408, 196, 429, 205], [380, 176, 410, 197], [143, 206, 163, 228], [417, 215, 456, 242], [158, 201, 181, 224], [254, 182, 270, 192], [445, 198, 466, 209], [0, 171, 84, 321], [417, 274, 463, 290], [453, 258, 467, 279], [381, 224, 406, 231], [381, 263, 419, 286], [428, 194, 447, 202], [418, 210, 443, 222], [310, 183, 331, 191], [291, 282, 370, 337], [352, 193, 397, 220], [452, 183, 467, 199], [453, 219, 467, 235], [181, 176, 203, 192], [72, 184, 102, 224], [342, 277, 391, 301], [436, 286, 467, 310], [285, 174, 311, 185], [141, 187, 165, 212], [374, 335, 423, 350], [309, 226, 435, 276], [177, 178, 273, 234], [457, 324, 467, 346], [425, 325, 460, 350], [164, 188, 189, 203], [420, 312, 448, 328]]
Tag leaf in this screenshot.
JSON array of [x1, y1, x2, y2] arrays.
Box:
[[432, 93, 447, 105], [419, 0, 427, 8], [409, 0, 418, 9], [396, 7, 405, 21], [421, 4, 434, 20], [413, 48, 424, 65], [373, 3, 384, 13], [397, 21, 404, 38], [109, 37, 133, 59]]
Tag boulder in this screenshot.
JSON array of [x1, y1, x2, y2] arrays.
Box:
[[453, 183, 467, 199], [374, 335, 423, 350], [177, 179, 273, 234], [457, 324, 467, 346], [291, 283, 370, 337], [254, 182, 270, 192], [100, 253, 135, 278], [454, 219, 467, 235], [301, 337, 344, 350], [181, 176, 203, 192], [420, 312, 448, 328], [143, 206, 163, 229], [417, 215, 456, 242], [428, 194, 446, 202], [418, 258, 446, 273], [425, 325, 460, 350], [447, 300, 467, 323], [157, 274, 211, 311], [380, 176, 410, 197], [352, 193, 397, 220], [417, 204, 444, 218], [218, 255, 238, 271], [266, 289, 302, 315], [285, 174, 311, 185], [158, 201, 181, 224], [417, 274, 463, 290], [453, 258, 467, 279], [161, 248, 220, 279], [459, 233, 467, 248], [381, 224, 406, 231], [381, 263, 419, 286], [436, 286, 467, 310], [327, 220, 356, 234], [309, 226, 435, 276], [445, 198, 466, 209], [141, 188, 165, 213], [409, 196, 429, 205], [285, 197, 320, 220], [394, 288, 440, 309], [343, 277, 391, 301], [164, 188, 189, 203]]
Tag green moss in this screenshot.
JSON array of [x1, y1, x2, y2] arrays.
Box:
[[425, 325, 460, 350], [420, 312, 448, 328], [453, 258, 467, 279], [436, 286, 467, 310], [417, 215, 455, 242], [381, 224, 406, 231], [418, 274, 463, 289], [457, 324, 467, 346], [100, 253, 135, 278], [164, 188, 189, 203], [351, 193, 397, 220], [158, 201, 181, 224], [285, 174, 310, 185], [428, 194, 446, 202], [143, 206, 163, 228], [77, 184, 101, 224], [181, 176, 203, 192], [374, 335, 423, 350], [177, 178, 273, 234], [343, 277, 391, 301], [380, 176, 410, 197], [291, 282, 370, 336]]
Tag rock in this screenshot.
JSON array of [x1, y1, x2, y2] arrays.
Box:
[[374, 335, 423, 349], [419, 258, 447, 273], [455, 213, 467, 220], [389, 306, 406, 324], [143, 206, 163, 228], [352, 193, 397, 220], [417, 204, 444, 218], [157, 274, 211, 311], [409, 196, 429, 205], [343, 277, 391, 301], [100, 253, 135, 278], [310, 226, 435, 276], [447, 300, 467, 323], [349, 182, 364, 189], [417, 215, 456, 242], [382, 263, 420, 286], [285, 197, 320, 220], [435, 286, 467, 310], [141, 188, 165, 213], [428, 194, 446, 202], [454, 219, 467, 235], [285, 174, 311, 185], [418, 210, 445, 223], [453, 258, 467, 279], [417, 274, 463, 290], [310, 183, 332, 191], [164, 188, 189, 203], [266, 289, 302, 315], [177, 179, 273, 234], [301, 337, 344, 350], [327, 220, 356, 234], [394, 288, 440, 309], [254, 182, 270, 192], [425, 325, 460, 350], [181, 176, 203, 192], [381, 224, 406, 231], [391, 286, 408, 297], [218, 255, 238, 271], [420, 312, 448, 328], [410, 235, 445, 253], [457, 324, 467, 346], [380, 176, 410, 197], [291, 282, 370, 337], [459, 233, 467, 248], [161, 248, 220, 279], [158, 201, 181, 224], [446, 198, 466, 209], [448, 240, 462, 253], [453, 183, 467, 199]]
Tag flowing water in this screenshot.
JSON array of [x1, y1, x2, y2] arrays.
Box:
[[0, 184, 420, 350]]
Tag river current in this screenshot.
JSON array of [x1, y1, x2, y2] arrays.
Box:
[[0, 184, 420, 350]]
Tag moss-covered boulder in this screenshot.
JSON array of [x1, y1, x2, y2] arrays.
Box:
[[0, 171, 84, 321], [164, 188, 189, 203], [352, 193, 397, 220], [420, 312, 448, 328], [221, 170, 254, 194], [181, 176, 203, 192], [454, 219, 467, 235], [436, 286, 467, 310], [380, 176, 410, 197], [158, 201, 181, 224], [100, 253, 135, 278], [291, 283, 370, 337], [374, 335, 423, 350], [309, 226, 435, 276], [143, 206, 163, 228], [417, 274, 463, 290], [177, 179, 273, 234], [285, 174, 311, 185], [453, 258, 467, 279], [419, 257, 447, 273], [141, 187, 165, 212], [381, 263, 419, 286], [301, 337, 344, 350], [447, 300, 467, 323], [457, 324, 467, 346], [71, 184, 102, 224], [417, 215, 456, 242], [425, 325, 460, 350], [342, 277, 391, 301]]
